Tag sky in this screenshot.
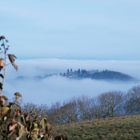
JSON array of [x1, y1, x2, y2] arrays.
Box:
[[0, 0, 140, 60]]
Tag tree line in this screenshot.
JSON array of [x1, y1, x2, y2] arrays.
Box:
[[22, 85, 140, 125]]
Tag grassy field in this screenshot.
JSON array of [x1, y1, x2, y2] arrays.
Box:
[[52, 115, 140, 140]]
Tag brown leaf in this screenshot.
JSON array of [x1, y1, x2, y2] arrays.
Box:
[[8, 54, 17, 63], [12, 63, 18, 71], [8, 54, 18, 71]]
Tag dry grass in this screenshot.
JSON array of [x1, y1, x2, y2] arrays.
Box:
[[52, 115, 140, 140]]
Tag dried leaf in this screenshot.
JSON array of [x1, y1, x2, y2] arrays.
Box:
[[8, 54, 17, 63], [8, 54, 18, 71], [12, 63, 18, 71], [1, 43, 4, 47], [0, 74, 4, 79], [0, 36, 5, 41]]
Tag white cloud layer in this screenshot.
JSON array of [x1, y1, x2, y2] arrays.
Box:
[[3, 59, 140, 105]]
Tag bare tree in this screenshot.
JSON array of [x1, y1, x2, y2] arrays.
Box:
[[76, 96, 93, 121], [125, 86, 140, 114], [98, 91, 123, 117]]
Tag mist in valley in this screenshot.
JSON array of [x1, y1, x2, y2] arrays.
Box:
[[4, 59, 140, 105]]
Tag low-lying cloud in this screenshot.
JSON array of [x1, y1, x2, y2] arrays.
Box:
[[4, 59, 140, 105]]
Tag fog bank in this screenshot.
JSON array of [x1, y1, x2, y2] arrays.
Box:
[[4, 59, 140, 105]]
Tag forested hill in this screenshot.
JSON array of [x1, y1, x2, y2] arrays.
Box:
[[16, 69, 135, 82], [61, 69, 134, 81]]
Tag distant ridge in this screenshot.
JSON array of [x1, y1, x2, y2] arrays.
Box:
[[61, 69, 135, 81], [16, 69, 135, 82]]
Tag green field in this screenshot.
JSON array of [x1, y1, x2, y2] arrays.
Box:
[[53, 115, 140, 140]]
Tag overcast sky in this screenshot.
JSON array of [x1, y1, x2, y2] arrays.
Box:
[[0, 0, 140, 60]]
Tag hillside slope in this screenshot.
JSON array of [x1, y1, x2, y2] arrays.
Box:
[[53, 115, 140, 140]]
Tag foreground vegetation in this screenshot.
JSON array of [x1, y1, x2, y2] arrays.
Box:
[[53, 115, 140, 140]]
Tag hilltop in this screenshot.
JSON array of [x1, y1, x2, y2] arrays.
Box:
[[53, 115, 140, 140], [16, 69, 135, 82], [61, 69, 135, 81]]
